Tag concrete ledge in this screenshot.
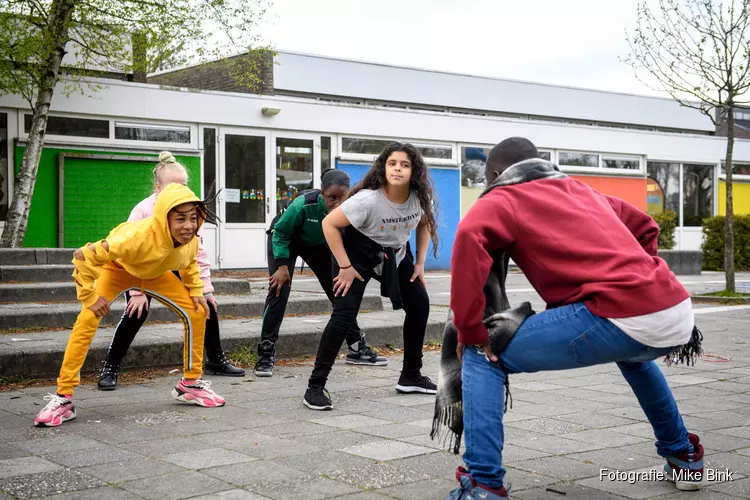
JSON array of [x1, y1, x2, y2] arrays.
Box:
[[0, 265, 74, 283], [658, 250, 703, 275], [0, 308, 448, 378], [692, 295, 750, 304], [0, 294, 384, 331], [0, 248, 77, 266], [0, 278, 254, 303]]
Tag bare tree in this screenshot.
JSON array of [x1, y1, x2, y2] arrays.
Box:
[[0, 0, 271, 247], [625, 0, 750, 293]]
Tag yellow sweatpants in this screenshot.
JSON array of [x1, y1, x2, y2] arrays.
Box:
[[57, 262, 206, 395]]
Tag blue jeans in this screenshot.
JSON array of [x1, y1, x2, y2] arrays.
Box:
[[462, 302, 692, 489]]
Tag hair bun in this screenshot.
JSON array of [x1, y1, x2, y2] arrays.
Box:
[[320, 168, 333, 181], [159, 151, 176, 163]]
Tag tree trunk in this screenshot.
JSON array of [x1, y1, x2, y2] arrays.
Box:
[[724, 106, 736, 293], [131, 31, 148, 83], [0, 0, 77, 248]]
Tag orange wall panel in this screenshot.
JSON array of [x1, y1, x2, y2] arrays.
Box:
[[570, 175, 647, 211]]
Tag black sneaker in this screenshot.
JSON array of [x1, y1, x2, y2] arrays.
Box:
[[396, 373, 437, 395], [205, 353, 246, 377], [254, 341, 275, 377], [303, 386, 333, 410], [346, 341, 389, 366], [97, 359, 120, 391]]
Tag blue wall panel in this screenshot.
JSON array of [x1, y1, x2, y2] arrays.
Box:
[[336, 161, 459, 270]]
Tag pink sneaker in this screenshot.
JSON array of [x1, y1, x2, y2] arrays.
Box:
[[34, 393, 76, 427], [171, 379, 225, 407]]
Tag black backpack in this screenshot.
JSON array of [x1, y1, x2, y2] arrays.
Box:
[[266, 189, 321, 235]]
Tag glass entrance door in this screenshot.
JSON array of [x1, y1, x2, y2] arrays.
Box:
[[273, 134, 320, 214]]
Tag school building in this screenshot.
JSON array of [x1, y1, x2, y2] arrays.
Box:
[[1, 51, 749, 270]]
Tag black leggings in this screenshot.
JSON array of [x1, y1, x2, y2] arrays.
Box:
[[261, 238, 361, 346], [309, 254, 430, 388], [107, 285, 222, 365]]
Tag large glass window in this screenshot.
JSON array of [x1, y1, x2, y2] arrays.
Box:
[[24, 114, 109, 138], [0, 112, 7, 221], [115, 122, 190, 143], [538, 151, 552, 161], [342, 137, 453, 161], [225, 134, 266, 223], [276, 137, 313, 212], [321, 136, 331, 172], [559, 151, 599, 168], [646, 162, 681, 220], [203, 128, 217, 217], [603, 158, 640, 170], [721, 162, 750, 176], [682, 164, 714, 227]]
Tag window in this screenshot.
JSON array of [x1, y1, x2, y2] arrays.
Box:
[[460, 147, 489, 188], [603, 158, 640, 170], [0, 112, 7, 221], [115, 122, 190, 143], [203, 128, 217, 217], [647, 162, 681, 222], [538, 151, 552, 161], [276, 137, 314, 212], [224, 134, 266, 223], [721, 162, 750, 176], [734, 110, 750, 121], [24, 114, 109, 138], [321, 136, 331, 172], [341, 137, 453, 161], [559, 151, 599, 168], [682, 164, 714, 227]]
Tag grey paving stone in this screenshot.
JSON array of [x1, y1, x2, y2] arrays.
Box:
[[506, 430, 609, 454], [666, 374, 721, 386], [575, 465, 678, 499], [200, 461, 306, 487], [363, 406, 434, 423], [309, 414, 393, 429], [69, 421, 184, 444], [500, 466, 559, 492], [655, 491, 742, 500], [682, 410, 750, 429], [512, 455, 607, 480], [502, 444, 551, 462], [334, 494, 393, 500], [44, 486, 143, 499], [378, 478, 457, 500], [705, 477, 750, 497], [78, 457, 185, 483], [704, 452, 750, 475], [716, 426, 750, 440], [0, 469, 105, 500], [189, 490, 271, 500], [566, 448, 662, 472], [0, 456, 62, 478], [555, 412, 639, 429], [247, 476, 360, 500], [389, 451, 463, 481], [611, 423, 657, 440], [397, 434, 458, 451], [694, 431, 750, 452], [513, 403, 600, 418], [356, 423, 429, 439], [327, 462, 432, 489], [507, 417, 590, 436], [120, 471, 233, 500], [281, 429, 379, 450], [0, 445, 29, 461], [516, 482, 633, 499], [11, 435, 103, 454], [275, 450, 375, 475], [238, 437, 321, 460], [378, 394, 436, 407], [601, 407, 651, 422], [43, 446, 141, 468], [119, 435, 223, 457], [341, 439, 436, 461], [250, 420, 333, 437], [162, 448, 257, 469]]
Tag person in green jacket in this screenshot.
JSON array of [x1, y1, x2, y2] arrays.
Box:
[[254, 169, 389, 377]]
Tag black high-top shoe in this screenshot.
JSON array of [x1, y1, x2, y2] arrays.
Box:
[[97, 359, 120, 391], [205, 349, 246, 377], [254, 340, 276, 377]]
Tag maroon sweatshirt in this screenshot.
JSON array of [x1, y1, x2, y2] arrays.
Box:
[[451, 177, 690, 345]]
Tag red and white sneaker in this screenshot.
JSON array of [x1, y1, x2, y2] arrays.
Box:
[[33, 393, 76, 427], [171, 379, 225, 408]]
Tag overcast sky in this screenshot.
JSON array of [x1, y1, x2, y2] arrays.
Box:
[[258, 0, 666, 98]]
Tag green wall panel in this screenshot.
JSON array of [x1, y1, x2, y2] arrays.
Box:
[[14, 146, 200, 248]]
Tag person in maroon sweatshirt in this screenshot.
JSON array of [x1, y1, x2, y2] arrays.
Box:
[[447, 137, 704, 500]]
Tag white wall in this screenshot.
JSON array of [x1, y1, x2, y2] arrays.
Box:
[[0, 78, 746, 166], [274, 51, 714, 133]]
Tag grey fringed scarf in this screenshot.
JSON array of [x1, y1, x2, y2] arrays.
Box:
[[430, 158, 704, 454]]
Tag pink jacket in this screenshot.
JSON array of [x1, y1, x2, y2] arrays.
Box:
[[128, 193, 214, 294]]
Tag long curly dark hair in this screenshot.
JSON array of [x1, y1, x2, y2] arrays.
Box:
[[349, 142, 439, 257]]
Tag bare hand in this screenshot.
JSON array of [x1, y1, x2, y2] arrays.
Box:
[[192, 296, 210, 319], [125, 294, 149, 318], [88, 296, 111, 318], [456, 340, 498, 364], [333, 266, 364, 297], [205, 293, 218, 311], [269, 266, 291, 297], [410, 263, 426, 286]]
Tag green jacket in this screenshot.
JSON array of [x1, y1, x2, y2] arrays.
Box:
[[271, 189, 328, 266]]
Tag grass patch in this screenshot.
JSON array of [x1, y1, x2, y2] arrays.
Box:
[[227, 344, 258, 368], [705, 290, 750, 298]]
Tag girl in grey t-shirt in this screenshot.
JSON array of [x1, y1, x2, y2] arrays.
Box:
[[304, 142, 440, 411]]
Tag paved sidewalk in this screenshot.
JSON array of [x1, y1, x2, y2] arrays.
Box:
[[0, 278, 749, 499]]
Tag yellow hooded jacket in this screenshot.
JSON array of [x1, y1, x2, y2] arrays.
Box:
[[72, 183, 205, 308]]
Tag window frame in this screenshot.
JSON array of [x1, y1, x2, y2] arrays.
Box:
[[114, 121, 192, 145], [719, 161, 750, 182], [338, 135, 458, 166], [554, 150, 645, 176]]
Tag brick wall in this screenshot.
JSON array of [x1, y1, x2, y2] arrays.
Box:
[[147, 51, 274, 95]]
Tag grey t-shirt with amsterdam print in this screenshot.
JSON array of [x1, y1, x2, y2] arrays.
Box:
[[340, 189, 423, 274]]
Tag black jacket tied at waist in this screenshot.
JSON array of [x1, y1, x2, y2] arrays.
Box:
[[338, 227, 406, 310]]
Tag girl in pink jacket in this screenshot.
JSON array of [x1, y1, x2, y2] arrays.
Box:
[[97, 152, 244, 390]]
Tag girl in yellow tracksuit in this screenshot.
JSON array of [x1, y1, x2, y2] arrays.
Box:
[[34, 183, 225, 427]]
